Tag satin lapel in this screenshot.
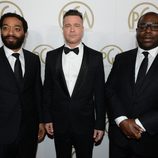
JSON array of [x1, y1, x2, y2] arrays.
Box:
[[138, 53, 158, 94], [56, 47, 70, 97], [71, 46, 88, 98]]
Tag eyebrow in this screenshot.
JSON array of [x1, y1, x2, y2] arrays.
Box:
[[2, 24, 22, 27]]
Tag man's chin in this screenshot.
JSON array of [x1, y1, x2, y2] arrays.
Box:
[[139, 43, 157, 50], [6, 41, 16, 45], [5, 44, 21, 50]]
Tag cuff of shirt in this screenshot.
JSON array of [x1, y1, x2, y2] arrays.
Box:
[[135, 118, 146, 132], [115, 116, 128, 127]]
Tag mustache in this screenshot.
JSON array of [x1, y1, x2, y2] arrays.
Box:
[[4, 35, 19, 39]]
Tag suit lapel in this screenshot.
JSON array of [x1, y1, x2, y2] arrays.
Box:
[[23, 50, 29, 84], [120, 49, 137, 94], [71, 45, 88, 98], [0, 47, 14, 74], [0, 47, 21, 90], [130, 49, 138, 90], [56, 46, 70, 97]]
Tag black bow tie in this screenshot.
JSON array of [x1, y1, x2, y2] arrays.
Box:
[[64, 47, 79, 55]]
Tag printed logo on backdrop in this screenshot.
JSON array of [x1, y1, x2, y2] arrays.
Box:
[[59, 1, 94, 29], [101, 45, 123, 65], [0, 1, 23, 16], [128, 2, 158, 31], [33, 44, 54, 64]]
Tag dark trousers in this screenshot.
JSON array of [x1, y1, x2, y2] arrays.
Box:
[[0, 140, 37, 158], [109, 140, 158, 158], [54, 132, 94, 158], [0, 122, 38, 158]]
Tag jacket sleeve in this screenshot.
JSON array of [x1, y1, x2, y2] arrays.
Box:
[[94, 53, 106, 130]]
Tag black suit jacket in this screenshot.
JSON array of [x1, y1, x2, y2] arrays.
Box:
[[43, 44, 105, 134], [0, 46, 42, 144], [106, 48, 158, 156]]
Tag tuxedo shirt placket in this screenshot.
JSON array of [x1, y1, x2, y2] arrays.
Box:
[[62, 45, 83, 96]]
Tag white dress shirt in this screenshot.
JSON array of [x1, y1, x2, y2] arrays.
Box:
[[62, 43, 83, 96], [115, 46, 158, 132], [4, 46, 25, 76]]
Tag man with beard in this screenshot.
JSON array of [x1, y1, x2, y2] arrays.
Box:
[[106, 12, 158, 158], [0, 13, 45, 158]]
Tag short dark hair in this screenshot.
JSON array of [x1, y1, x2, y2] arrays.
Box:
[[0, 12, 28, 33], [137, 12, 158, 27], [63, 9, 83, 21]]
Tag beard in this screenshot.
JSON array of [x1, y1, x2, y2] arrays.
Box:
[[1, 34, 25, 50]]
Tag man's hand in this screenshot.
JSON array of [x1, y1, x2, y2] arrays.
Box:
[[45, 123, 54, 135], [38, 123, 46, 142], [119, 119, 143, 139], [93, 129, 104, 142]]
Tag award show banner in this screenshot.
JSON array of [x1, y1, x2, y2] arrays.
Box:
[[0, 0, 158, 157]]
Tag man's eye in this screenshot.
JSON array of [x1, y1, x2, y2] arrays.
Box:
[[14, 27, 21, 32], [151, 25, 158, 30], [74, 24, 80, 27], [64, 24, 71, 28], [2, 26, 9, 31]]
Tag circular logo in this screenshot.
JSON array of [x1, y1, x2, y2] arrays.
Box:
[[59, 1, 94, 29], [32, 44, 54, 64], [101, 45, 123, 65], [128, 2, 158, 30], [0, 1, 23, 16]]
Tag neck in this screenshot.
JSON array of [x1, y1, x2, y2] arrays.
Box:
[[13, 48, 21, 52], [4, 45, 21, 53], [66, 42, 80, 49]]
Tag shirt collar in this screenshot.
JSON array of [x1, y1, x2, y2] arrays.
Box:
[[138, 46, 158, 58], [4, 45, 23, 58]]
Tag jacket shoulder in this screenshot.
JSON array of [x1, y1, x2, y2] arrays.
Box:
[[47, 45, 64, 57], [83, 44, 102, 58], [116, 48, 137, 58], [23, 49, 39, 59], [115, 48, 138, 59]]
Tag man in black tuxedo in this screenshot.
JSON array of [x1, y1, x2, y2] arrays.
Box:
[[0, 13, 45, 158], [43, 9, 105, 158], [105, 12, 158, 158]]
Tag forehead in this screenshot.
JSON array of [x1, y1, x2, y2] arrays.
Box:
[[139, 14, 158, 24], [2, 17, 23, 26], [63, 15, 82, 24]]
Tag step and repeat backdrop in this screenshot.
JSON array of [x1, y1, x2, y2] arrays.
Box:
[[0, 0, 158, 157]]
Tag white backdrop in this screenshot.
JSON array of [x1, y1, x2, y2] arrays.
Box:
[[0, 0, 158, 157]]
